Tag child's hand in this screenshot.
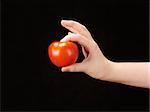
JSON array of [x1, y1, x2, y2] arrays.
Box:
[[60, 20, 111, 80]]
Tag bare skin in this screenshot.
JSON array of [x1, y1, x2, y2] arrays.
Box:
[[60, 20, 150, 88]]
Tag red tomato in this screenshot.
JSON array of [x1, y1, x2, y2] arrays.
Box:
[[48, 41, 79, 67]]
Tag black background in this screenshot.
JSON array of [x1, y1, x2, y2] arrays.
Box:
[[1, 0, 149, 111]]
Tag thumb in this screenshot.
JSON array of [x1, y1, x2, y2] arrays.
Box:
[[61, 63, 84, 72]]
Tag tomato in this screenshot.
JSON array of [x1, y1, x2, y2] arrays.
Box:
[[48, 41, 79, 67]]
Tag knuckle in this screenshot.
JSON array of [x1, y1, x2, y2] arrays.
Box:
[[80, 37, 85, 44], [92, 41, 98, 49], [75, 34, 82, 40], [87, 40, 98, 51], [69, 67, 75, 72], [73, 66, 77, 72], [67, 68, 72, 72]]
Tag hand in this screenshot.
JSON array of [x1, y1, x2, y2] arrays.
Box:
[[60, 20, 111, 80], [60, 20, 150, 88]]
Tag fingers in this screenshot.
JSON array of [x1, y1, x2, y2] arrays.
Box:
[[67, 32, 87, 58], [61, 63, 85, 72], [82, 46, 87, 58], [60, 32, 73, 42], [61, 20, 92, 38], [60, 33, 92, 53], [68, 32, 72, 35]]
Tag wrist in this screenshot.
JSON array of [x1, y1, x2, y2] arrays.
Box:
[[100, 58, 115, 81]]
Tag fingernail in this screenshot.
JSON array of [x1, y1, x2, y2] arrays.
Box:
[[61, 20, 65, 24], [61, 68, 66, 72], [60, 38, 67, 42], [68, 32, 71, 35], [62, 19, 67, 21], [61, 20, 67, 23], [60, 35, 70, 42]]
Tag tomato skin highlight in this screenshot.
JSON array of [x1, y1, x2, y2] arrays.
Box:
[[48, 41, 79, 67]]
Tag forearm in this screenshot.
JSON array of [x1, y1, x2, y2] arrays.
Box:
[[102, 61, 150, 88]]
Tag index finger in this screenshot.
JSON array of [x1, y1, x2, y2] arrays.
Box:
[[61, 20, 92, 39], [60, 33, 93, 53]]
